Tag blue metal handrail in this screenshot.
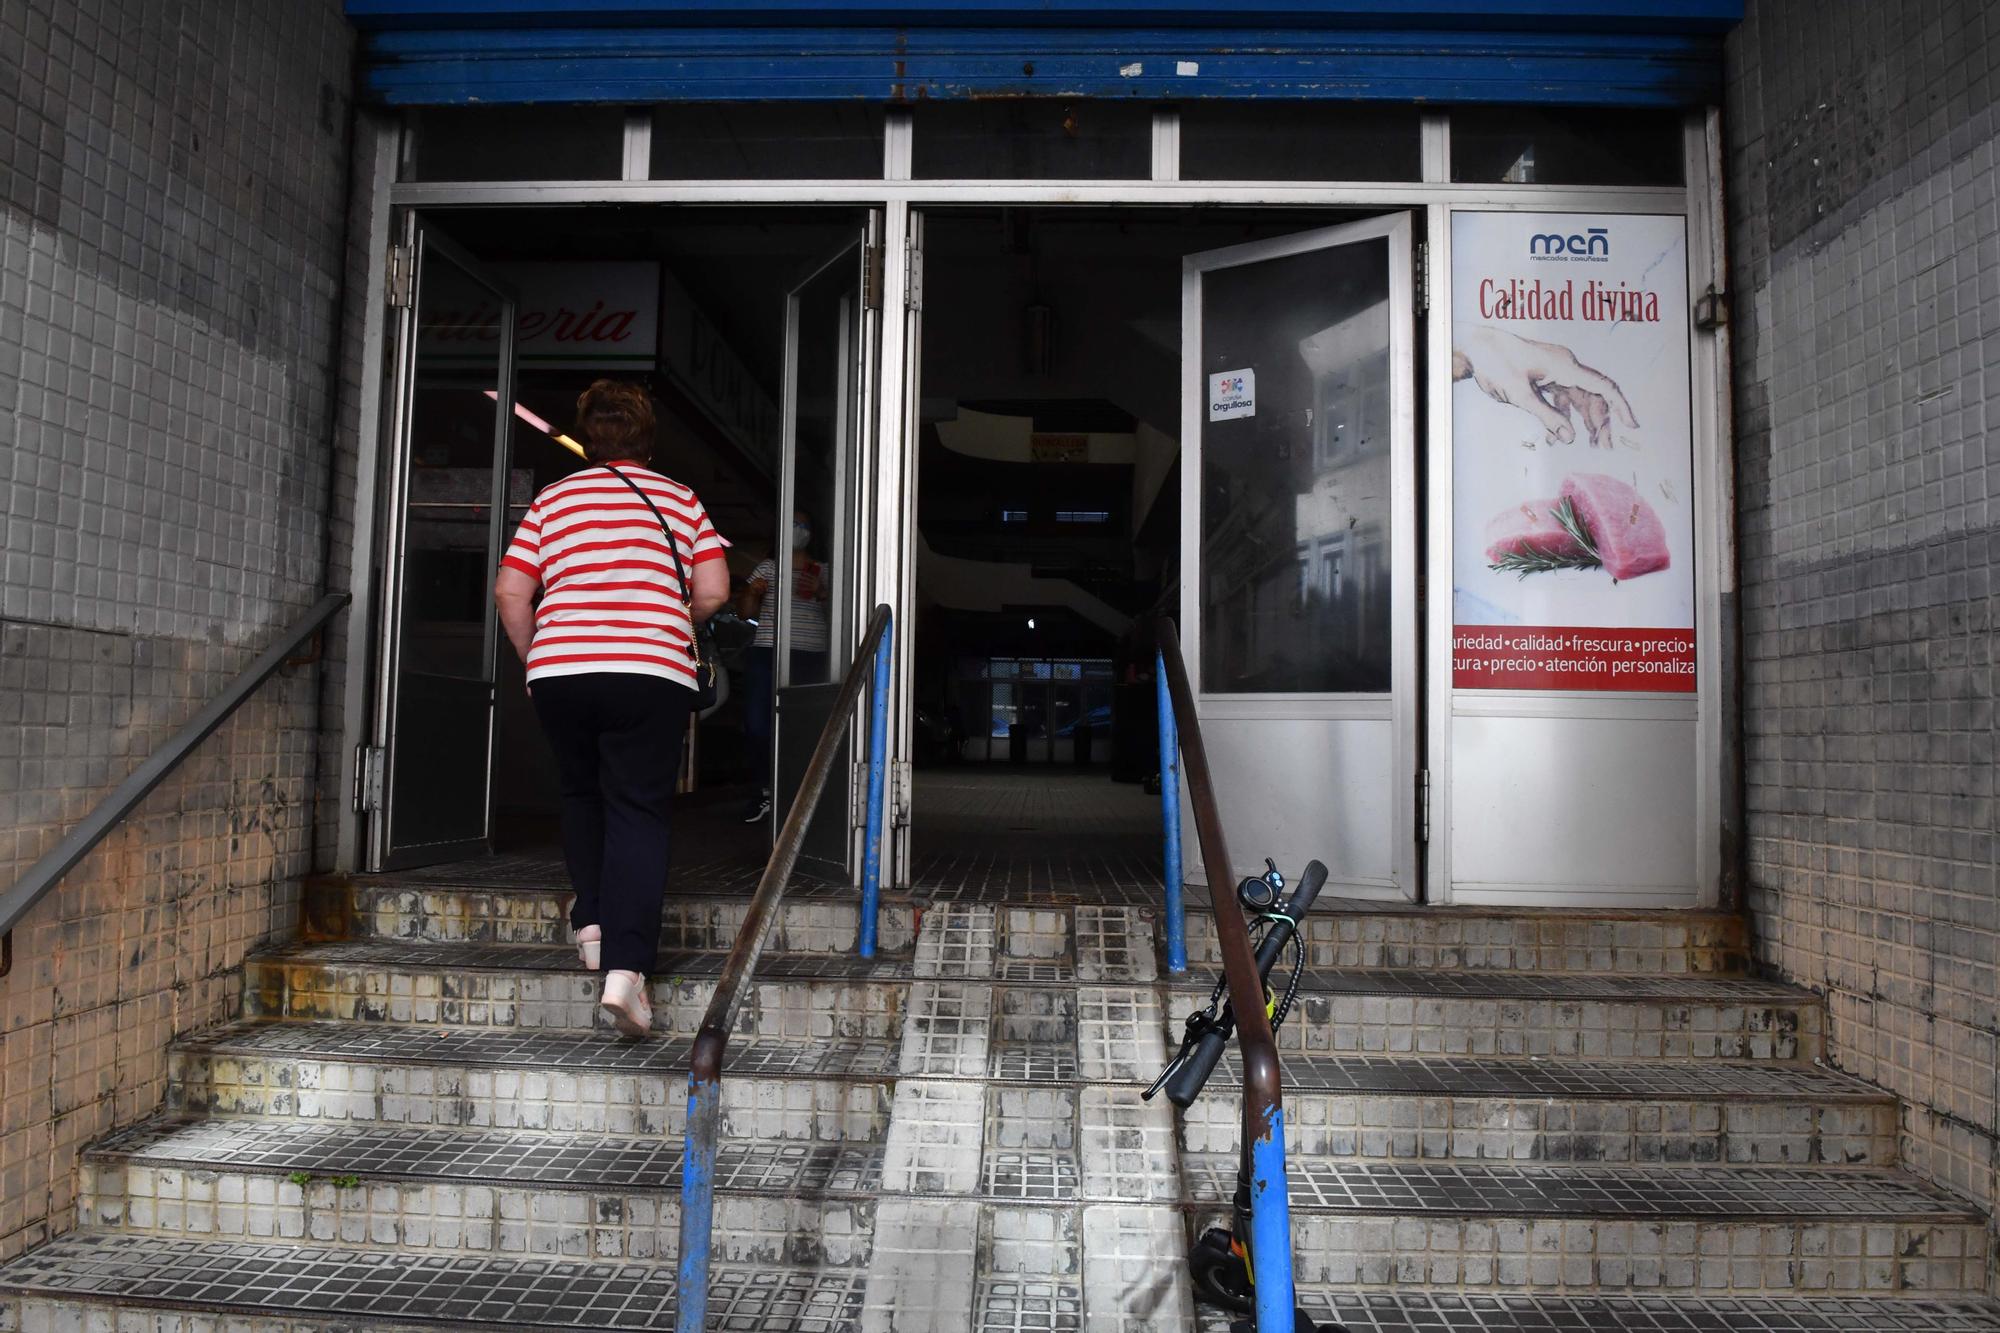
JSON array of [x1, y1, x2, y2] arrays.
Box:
[[1154, 618, 1297, 1330], [677, 602, 893, 1332], [1156, 651, 1187, 975], [0, 593, 350, 968]]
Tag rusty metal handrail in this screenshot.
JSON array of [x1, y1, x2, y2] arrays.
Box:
[[1154, 617, 1297, 1327], [0, 592, 350, 972], [676, 601, 892, 1332]]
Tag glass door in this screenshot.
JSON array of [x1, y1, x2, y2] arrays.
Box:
[[1181, 213, 1419, 898], [771, 215, 882, 876], [371, 218, 518, 870]]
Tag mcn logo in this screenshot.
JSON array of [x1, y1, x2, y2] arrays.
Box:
[[1529, 226, 1610, 260]]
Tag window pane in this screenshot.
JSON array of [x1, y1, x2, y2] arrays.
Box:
[[405, 106, 627, 182], [1199, 238, 1394, 694], [651, 103, 884, 178], [913, 101, 1152, 179], [1451, 107, 1683, 186], [1180, 104, 1421, 181]]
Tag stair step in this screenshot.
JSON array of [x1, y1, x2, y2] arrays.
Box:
[[1179, 1158, 1987, 1296], [1208, 1291, 2000, 1331], [1179, 1053, 1897, 1165], [83, 1118, 882, 1265], [7, 1235, 1998, 1333], [168, 1022, 899, 1143], [245, 941, 913, 1037], [1166, 969, 1823, 1061], [1184, 905, 1750, 975], [1181, 1157, 1976, 1219], [306, 874, 917, 954], [0, 1233, 865, 1330]]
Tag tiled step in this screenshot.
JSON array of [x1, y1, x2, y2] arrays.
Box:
[[8, 1236, 1999, 1333], [1204, 1291, 2000, 1331], [1180, 1158, 1988, 1295], [1177, 1054, 1898, 1165], [1165, 969, 1823, 1061], [244, 941, 913, 1038], [166, 1021, 898, 1143], [80, 1118, 879, 1266], [0, 1233, 866, 1330], [1182, 904, 1749, 975], [305, 873, 917, 955]]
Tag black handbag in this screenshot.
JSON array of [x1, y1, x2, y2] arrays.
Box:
[[606, 466, 720, 710]]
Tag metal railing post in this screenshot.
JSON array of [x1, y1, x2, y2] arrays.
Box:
[[1155, 650, 1186, 975], [859, 616, 893, 958], [1249, 1101, 1297, 1332], [675, 1058, 721, 1333]]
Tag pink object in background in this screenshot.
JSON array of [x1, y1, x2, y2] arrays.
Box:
[[1484, 498, 1586, 565], [1560, 473, 1670, 580]]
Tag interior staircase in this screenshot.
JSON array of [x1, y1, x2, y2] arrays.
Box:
[[3, 865, 1999, 1332]]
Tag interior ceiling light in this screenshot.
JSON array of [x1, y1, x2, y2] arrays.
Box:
[[486, 390, 586, 459]]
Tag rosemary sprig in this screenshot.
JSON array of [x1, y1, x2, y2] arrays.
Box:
[[1488, 497, 1604, 579], [1550, 496, 1601, 562]]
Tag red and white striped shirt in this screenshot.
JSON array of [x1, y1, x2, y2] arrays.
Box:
[[500, 463, 728, 688]]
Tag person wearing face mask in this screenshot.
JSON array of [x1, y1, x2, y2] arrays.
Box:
[[734, 510, 831, 822]]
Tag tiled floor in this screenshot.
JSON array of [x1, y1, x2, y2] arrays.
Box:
[[377, 770, 1170, 906]]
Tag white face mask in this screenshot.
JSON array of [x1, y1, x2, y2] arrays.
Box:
[[792, 522, 812, 548]]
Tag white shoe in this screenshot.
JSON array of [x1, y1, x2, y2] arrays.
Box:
[[575, 925, 601, 971], [600, 970, 653, 1038]]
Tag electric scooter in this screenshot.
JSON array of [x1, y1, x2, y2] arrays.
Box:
[[1146, 857, 1341, 1333]]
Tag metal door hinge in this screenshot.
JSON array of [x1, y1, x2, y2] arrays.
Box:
[[386, 243, 413, 309], [1414, 240, 1429, 316], [892, 760, 913, 828], [904, 241, 924, 313], [1418, 768, 1432, 843], [849, 761, 869, 828], [862, 243, 885, 312], [355, 745, 387, 813]]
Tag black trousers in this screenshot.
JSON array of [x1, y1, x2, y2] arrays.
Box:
[[532, 672, 693, 976]]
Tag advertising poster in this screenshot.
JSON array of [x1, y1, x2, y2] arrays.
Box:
[[1450, 212, 1695, 692]]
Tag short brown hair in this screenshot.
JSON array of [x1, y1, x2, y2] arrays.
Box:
[[575, 379, 657, 463]]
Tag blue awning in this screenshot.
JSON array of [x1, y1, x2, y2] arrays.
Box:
[[346, 1, 1739, 107]]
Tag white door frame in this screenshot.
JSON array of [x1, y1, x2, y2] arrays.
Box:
[[366, 214, 519, 872], [773, 215, 885, 879], [1180, 212, 1420, 899]]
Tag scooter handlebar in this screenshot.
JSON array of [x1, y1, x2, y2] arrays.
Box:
[[1162, 860, 1329, 1108], [1164, 1025, 1231, 1108], [1288, 860, 1329, 918]]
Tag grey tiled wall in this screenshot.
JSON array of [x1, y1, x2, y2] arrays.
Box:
[[1727, 0, 2000, 1216], [0, 0, 354, 1259]]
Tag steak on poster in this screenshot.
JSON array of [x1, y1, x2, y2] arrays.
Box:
[[1559, 472, 1670, 580], [1484, 498, 1588, 566]]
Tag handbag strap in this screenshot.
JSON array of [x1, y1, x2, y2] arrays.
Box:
[[604, 464, 696, 613]]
